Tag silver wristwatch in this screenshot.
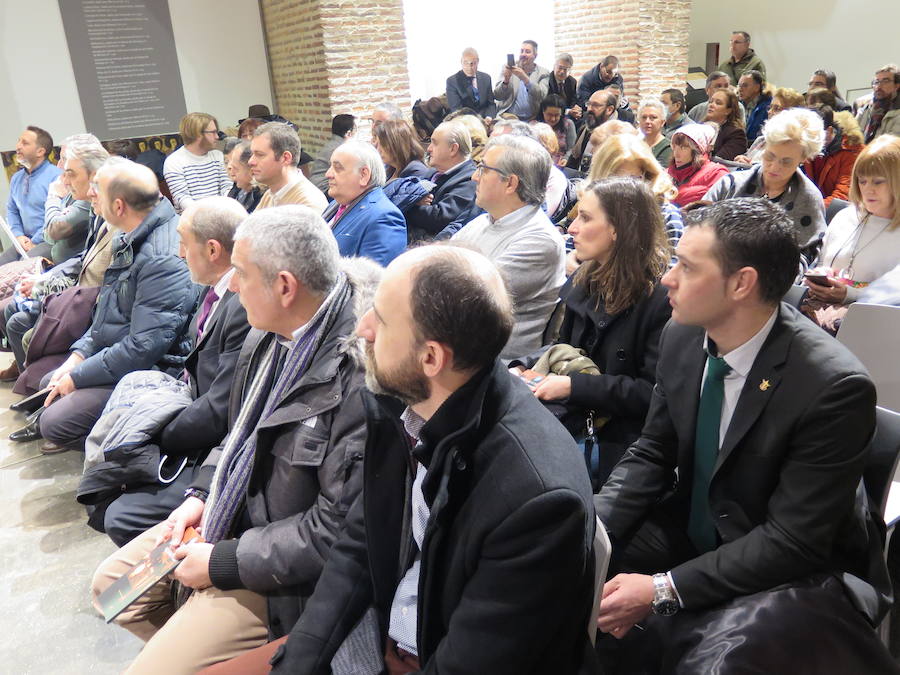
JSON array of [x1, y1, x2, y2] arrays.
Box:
[[651, 573, 679, 616]]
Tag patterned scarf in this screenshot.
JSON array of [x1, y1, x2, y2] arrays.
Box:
[[202, 273, 351, 543], [865, 99, 890, 143]]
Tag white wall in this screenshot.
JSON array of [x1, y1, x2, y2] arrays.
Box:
[[0, 0, 272, 214], [402, 0, 556, 104], [689, 0, 898, 100]]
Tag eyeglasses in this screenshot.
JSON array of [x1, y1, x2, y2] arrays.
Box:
[[474, 161, 509, 178], [762, 152, 799, 169], [873, 78, 895, 87], [729, 39, 747, 45]]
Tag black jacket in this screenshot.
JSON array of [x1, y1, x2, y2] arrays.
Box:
[[513, 278, 671, 484], [549, 74, 579, 110], [576, 65, 625, 107], [405, 158, 477, 240], [446, 70, 497, 118], [160, 289, 250, 456], [270, 361, 599, 674], [596, 304, 890, 622]]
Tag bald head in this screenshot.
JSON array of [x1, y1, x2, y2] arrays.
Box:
[[97, 157, 160, 213], [392, 244, 513, 372], [182, 196, 248, 254]]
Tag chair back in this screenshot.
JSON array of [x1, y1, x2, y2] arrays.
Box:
[[588, 516, 612, 644], [837, 303, 900, 412], [826, 198, 850, 225], [866, 406, 900, 525]]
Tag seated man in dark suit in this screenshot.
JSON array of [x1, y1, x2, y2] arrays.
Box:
[[446, 47, 496, 120], [404, 120, 477, 241], [96, 196, 252, 546], [595, 198, 897, 673]]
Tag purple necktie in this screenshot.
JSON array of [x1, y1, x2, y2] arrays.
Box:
[[196, 289, 219, 340]]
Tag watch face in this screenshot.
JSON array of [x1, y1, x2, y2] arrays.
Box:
[[652, 598, 679, 616]]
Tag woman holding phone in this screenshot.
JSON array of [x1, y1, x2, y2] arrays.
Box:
[[509, 177, 671, 486], [805, 135, 900, 313]]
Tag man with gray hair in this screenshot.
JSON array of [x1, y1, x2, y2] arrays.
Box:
[[452, 135, 565, 358], [370, 101, 403, 131], [0, 135, 110, 384], [323, 139, 406, 266], [43, 134, 105, 264], [405, 120, 477, 241], [90, 196, 253, 546], [446, 47, 497, 119], [549, 52, 580, 119], [91, 204, 376, 672], [251, 122, 326, 211]]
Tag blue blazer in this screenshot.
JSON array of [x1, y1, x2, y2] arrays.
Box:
[[745, 95, 772, 143], [329, 187, 407, 267]]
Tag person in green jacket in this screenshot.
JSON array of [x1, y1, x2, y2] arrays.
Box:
[[719, 31, 766, 85]]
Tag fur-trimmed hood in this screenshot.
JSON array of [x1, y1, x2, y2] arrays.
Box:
[[338, 256, 384, 368]]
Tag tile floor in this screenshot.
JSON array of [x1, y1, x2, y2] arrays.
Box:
[[0, 355, 142, 673]]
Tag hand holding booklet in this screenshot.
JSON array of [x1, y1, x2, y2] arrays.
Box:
[[97, 526, 202, 623]]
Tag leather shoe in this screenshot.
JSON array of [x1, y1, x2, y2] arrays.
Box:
[[0, 362, 19, 383], [9, 420, 42, 443], [40, 441, 68, 455]]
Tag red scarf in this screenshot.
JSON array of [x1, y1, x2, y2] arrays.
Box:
[[668, 162, 699, 187]]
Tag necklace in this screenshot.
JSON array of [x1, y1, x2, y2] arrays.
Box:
[[827, 213, 892, 280]]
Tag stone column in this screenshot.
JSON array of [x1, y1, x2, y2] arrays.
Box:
[[260, 0, 411, 152]]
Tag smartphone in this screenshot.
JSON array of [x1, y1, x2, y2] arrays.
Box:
[[507, 53, 516, 68], [803, 271, 829, 285]]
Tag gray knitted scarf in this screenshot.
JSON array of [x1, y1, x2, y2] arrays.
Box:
[[202, 273, 351, 543]]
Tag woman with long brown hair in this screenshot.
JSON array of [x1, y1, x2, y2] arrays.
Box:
[[372, 118, 431, 180], [510, 176, 672, 485], [705, 88, 748, 160]]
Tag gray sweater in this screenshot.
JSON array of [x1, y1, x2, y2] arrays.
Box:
[[452, 204, 565, 358]]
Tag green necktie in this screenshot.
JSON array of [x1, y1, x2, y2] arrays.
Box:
[[687, 354, 731, 553]]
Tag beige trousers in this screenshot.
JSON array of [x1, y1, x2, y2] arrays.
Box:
[[91, 522, 269, 674]]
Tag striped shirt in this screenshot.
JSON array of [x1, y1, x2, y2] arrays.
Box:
[[163, 146, 230, 213]]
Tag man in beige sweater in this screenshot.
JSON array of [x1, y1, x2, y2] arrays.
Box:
[[250, 122, 327, 212]]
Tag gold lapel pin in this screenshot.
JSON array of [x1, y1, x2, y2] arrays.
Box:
[[759, 379, 771, 391]]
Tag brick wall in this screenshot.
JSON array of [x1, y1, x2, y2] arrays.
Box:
[[260, 0, 411, 153], [260, 0, 331, 153], [553, 0, 691, 104]]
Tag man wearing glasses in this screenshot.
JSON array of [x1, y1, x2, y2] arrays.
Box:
[[452, 135, 565, 358], [548, 53, 581, 120], [445, 48, 496, 120], [856, 65, 900, 143], [718, 31, 766, 86], [163, 112, 231, 214], [1, 126, 62, 265]]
